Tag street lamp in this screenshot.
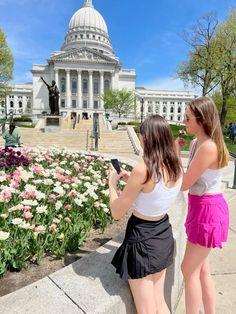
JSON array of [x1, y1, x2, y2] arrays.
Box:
[[9, 111, 14, 124], [140, 98, 144, 124]]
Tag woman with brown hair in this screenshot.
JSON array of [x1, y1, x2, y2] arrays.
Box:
[[109, 115, 183, 314], [176, 96, 229, 314]]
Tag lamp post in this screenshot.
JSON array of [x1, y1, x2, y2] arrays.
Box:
[[9, 111, 14, 125], [140, 98, 144, 124]]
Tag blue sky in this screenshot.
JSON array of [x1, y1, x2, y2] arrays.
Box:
[[0, 0, 235, 92]]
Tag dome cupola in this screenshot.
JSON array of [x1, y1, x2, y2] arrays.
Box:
[[61, 0, 115, 57]]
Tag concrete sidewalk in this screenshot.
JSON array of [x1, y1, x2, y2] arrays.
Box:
[[175, 189, 236, 314]]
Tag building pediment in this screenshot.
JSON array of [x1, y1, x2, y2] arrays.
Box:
[[49, 47, 118, 65]]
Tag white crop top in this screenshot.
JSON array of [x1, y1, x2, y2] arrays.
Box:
[[188, 139, 223, 196], [133, 175, 183, 217]]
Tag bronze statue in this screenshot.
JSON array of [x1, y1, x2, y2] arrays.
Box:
[[40, 76, 60, 115]]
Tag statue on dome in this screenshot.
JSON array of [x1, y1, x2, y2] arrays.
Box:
[[40, 76, 60, 115]]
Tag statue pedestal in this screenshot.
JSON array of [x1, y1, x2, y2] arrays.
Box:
[[44, 116, 61, 132]]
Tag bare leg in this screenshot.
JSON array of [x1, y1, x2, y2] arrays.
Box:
[[153, 270, 170, 314], [128, 275, 156, 314], [181, 241, 211, 314], [200, 258, 216, 314]]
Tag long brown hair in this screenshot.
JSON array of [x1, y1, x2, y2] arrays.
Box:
[[187, 96, 229, 167], [140, 115, 182, 184]]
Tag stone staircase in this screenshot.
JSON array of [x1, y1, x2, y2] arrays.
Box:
[[0, 118, 136, 155]]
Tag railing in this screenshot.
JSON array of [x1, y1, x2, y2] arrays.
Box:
[[229, 151, 236, 189]]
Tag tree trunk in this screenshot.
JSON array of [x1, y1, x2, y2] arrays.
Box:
[[220, 95, 228, 126]]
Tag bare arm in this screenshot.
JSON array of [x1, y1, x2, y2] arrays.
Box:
[[109, 163, 146, 220], [181, 140, 218, 191]]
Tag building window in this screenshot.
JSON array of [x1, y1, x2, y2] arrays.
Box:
[[178, 106, 181, 113], [155, 106, 159, 113], [83, 100, 87, 108], [170, 106, 174, 113], [94, 100, 98, 109], [148, 106, 152, 113], [72, 100, 76, 108], [87, 34, 89, 39], [83, 79, 88, 94], [61, 99, 65, 108], [163, 106, 166, 113], [170, 115, 173, 121], [27, 101, 31, 108], [104, 79, 110, 92], [80, 34, 83, 39], [10, 101, 14, 108], [177, 116, 181, 121], [61, 78, 66, 93], [93, 35, 95, 39], [72, 78, 77, 94], [93, 79, 99, 94], [19, 101, 23, 108], [170, 101, 175, 104]]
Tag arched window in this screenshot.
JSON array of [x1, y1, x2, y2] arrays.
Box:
[[60, 78, 66, 93], [27, 101, 31, 108], [72, 78, 77, 94], [155, 106, 159, 113], [19, 101, 22, 108], [93, 79, 99, 94], [170, 115, 173, 121], [163, 106, 166, 113], [104, 79, 110, 92], [10, 101, 14, 108], [170, 106, 174, 113], [148, 106, 152, 113], [178, 106, 181, 113], [83, 79, 88, 94]]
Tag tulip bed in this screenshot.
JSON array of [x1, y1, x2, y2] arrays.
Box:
[[0, 147, 128, 276]]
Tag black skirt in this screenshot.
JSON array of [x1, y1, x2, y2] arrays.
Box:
[[111, 214, 174, 281]]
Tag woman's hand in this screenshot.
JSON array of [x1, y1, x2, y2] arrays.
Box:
[[108, 165, 122, 186], [119, 169, 131, 183], [175, 137, 185, 153]]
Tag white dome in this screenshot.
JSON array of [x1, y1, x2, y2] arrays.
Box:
[[69, 2, 108, 35]]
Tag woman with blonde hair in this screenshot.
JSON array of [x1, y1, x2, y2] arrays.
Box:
[[176, 96, 229, 314], [109, 115, 183, 314]]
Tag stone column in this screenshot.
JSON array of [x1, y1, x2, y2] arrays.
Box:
[[66, 69, 71, 108], [100, 71, 104, 108], [89, 70, 93, 109], [111, 71, 115, 89], [77, 70, 82, 109], [55, 69, 59, 87]]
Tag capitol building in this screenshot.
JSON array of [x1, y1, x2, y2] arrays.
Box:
[[6, 0, 195, 122]]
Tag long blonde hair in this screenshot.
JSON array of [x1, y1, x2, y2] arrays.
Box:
[[188, 96, 229, 167]]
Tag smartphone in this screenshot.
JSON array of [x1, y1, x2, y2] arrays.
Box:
[[111, 158, 121, 174]]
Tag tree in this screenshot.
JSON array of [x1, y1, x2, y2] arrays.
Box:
[[0, 28, 14, 104], [177, 13, 220, 96], [176, 10, 236, 126], [101, 89, 134, 117], [214, 11, 236, 125]]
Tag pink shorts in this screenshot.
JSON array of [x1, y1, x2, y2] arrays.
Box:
[[186, 194, 229, 248]]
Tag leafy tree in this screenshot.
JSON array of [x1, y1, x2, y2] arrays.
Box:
[[214, 11, 236, 125], [177, 13, 220, 96], [177, 10, 236, 126], [0, 28, 14, 104], [101, 89, 134, 117]]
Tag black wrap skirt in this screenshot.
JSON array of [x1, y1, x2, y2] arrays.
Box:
[[111, 214, 174, 281]]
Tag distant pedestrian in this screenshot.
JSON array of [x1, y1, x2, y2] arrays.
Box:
[[3, 124, 21, 148], [229, 122, 236, 144]]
